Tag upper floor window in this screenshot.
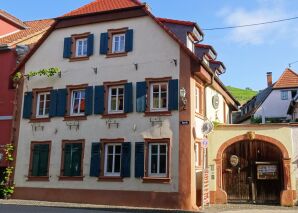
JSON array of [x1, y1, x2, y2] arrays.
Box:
[[63, 33, 94, 61], [75, 38, 88, 57], [281, 91, 288, 100], [104, 143, 122, 177], [36, 92, 50, 118], [108, 86, 124, 113], [112, 34, 125, 53], [100, 28, 133, 57], [150, 82, 168, 112], [291, 90, 297, 99], [70, 89, 85, 116]]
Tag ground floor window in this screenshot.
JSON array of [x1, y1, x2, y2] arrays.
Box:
[[61, 141, 84, 177], [29, 142, 50, 177], [104, 143, 122, 176]]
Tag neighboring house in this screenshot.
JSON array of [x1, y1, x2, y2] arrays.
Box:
[[0, 10, 53, 183], [12, 0, 238, 210], [288, 94, 298, 121], [235, 69, 298, 123]]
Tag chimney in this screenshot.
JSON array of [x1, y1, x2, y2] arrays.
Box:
[[267, 72, 272, 87]]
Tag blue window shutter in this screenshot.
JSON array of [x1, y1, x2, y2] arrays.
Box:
[[125, 29, 133, 52], [94, 86, 105, 114], [100, 33, 109, 55], [87, 34, 94, 56], [56, 88, 67, 117], [135, 142, 144, 178], [85, 86, 93, 115], [121, 142, 131, 178], [124, 83, 133, 113], [168, 79, 179, 110], [63, 37, 72, 58], [136, 81, 147, 112], [49, 90, 57, 117], [90, 142, 101, 177], [23, 92, 33, 119]]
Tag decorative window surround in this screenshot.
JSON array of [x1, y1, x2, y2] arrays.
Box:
[[59, 140, 85, 181], [195, 140, 202, 170], [143, 138, 171, 183], [27, 141, 51, 181], [103, 80, 128, 119], [108, 86, 124, 114], [107, 28, 128, 58], [65, 84, 88, 121], [194, 82, 204, 118], [99, 138, 124, 182], [145, 77, 172, 117], [70, 32, 90, 62], [30, 87, 53, 123]]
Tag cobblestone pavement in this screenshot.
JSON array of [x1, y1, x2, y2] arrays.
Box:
[[202, 204, 298, 213]]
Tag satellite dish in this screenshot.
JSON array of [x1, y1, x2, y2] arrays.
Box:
[[201, 120, 214, 135]]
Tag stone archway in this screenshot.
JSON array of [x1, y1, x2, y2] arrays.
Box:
[[213, 133, 294, 206]]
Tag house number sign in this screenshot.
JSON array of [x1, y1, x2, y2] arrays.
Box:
[[230, 155, 239, 167]]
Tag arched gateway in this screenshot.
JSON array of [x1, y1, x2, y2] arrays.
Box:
[[214, 133, 294, 206]]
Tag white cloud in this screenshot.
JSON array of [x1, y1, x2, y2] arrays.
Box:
[[218, 1, 293, 45]]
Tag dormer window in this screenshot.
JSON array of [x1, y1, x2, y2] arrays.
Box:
[[187, 34, 195, 52]]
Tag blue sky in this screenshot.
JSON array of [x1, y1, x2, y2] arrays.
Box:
[[1, 0, 298, 90]]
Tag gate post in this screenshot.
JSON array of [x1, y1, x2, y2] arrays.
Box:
[[281, 158, 294, 206], [214, 158, 227, 204]]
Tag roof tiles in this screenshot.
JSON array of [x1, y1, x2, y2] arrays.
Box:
[[273, 68, 298, 89], [0, 19, 54, 46], [63, 0, 141, 17]]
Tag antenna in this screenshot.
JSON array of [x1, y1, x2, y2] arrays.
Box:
[[288, 60, 298, 68]]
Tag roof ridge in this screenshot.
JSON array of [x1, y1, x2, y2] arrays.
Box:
[[0, 9, 27, 28]]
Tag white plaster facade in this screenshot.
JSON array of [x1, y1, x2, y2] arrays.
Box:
[[15, 16, 181, 192]]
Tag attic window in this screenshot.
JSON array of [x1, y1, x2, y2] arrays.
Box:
[[187, 33, 195, 52]]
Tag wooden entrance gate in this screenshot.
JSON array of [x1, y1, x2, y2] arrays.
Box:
[[222, 140, 283, 203]]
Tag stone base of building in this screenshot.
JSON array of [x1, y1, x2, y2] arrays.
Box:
[[13, 187, 197, 210]]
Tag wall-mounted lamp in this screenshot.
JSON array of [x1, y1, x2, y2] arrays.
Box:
[[180, 87, 187, 110]]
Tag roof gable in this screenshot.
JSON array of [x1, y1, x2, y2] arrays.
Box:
[[0, 10, 27, 29], [63, 0, 141, 17], [273, 68, 298, 89]]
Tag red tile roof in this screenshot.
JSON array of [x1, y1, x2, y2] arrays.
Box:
[[63, 0, 142, 17], [0, 10, 27, 29], [273, 68, 298, 89], [157, 17, 196, 27], [0, 19, 54, 46]]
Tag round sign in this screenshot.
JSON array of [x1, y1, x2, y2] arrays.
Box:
[[212, 94, 219, 109], [230, 155, 239, 167]]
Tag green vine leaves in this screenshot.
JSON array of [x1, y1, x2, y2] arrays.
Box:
[[12, 67, 61, 83]]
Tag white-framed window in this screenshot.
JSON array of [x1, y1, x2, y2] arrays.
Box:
[[70, 90, 85, 116], [148, 143, 168, 177], [104, 143, 122, 176], [112, 34, 125, 53], [150, 82, 168, 111], [281, 91, 288, 100], [187, 35, 194, 52], [108, 86, 124, 113], [75, 38, 88, 57], [195, 143, 200, 168], [36, 92, 50, 118], [195, 86, 200, 113]]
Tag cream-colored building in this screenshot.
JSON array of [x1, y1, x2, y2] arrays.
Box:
[[12, 0, 238, 211]]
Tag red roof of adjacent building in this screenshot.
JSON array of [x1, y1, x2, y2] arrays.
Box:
[[0, 9, 27, 29], [0, 19, 54, 46], [273, 68, 298, 89], [157, 17, 196, 27], [63, 0, 141, 17]]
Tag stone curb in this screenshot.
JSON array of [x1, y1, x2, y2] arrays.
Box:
[[0, 199, 197, 213]]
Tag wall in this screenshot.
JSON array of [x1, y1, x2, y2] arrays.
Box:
[[0, 19, 19, 37], [208, 125, 295, 193], [255, 90, 292, 119], [15, 16, 181, 193]]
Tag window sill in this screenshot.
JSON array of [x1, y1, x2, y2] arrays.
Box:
[[106, 52, 127, 58], [101, 113, 127, 119], [27, 176, 49, 181], [142, 177, 171, 184], [29, 117, 51, 123], [144, 111, 172, 117], [58, 176, 84, 181], [63, 115, 87, 121], [69, 56, 89, 62], [98, 176, 123, 182]]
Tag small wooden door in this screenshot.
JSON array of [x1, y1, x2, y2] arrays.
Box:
[[222, 140, 283, 203]]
